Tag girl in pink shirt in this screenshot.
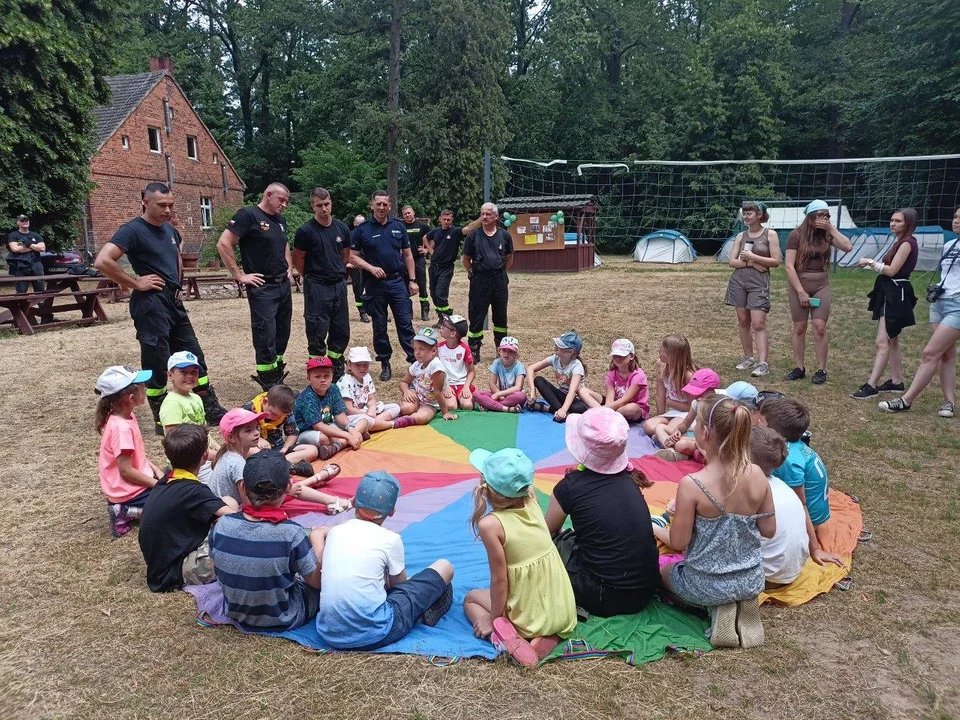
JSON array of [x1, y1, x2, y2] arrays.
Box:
[[580, 339, 649, 422], [95, 366, 162, 537]]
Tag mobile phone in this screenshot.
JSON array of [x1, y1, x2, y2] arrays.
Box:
[[809, 297, 821, 307]]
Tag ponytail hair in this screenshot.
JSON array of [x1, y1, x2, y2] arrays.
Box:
[[697, 397, 753, 489], [469, 481, 528, 536], [211, 428, 240, 470], [94, 386, 137, 434]]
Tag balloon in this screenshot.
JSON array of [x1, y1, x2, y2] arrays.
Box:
[[510, 213, 517, 221], [558, 215, 565, 224], [550, 214, 558, 223], [502, 210, 509, 218], [557, 210, 565, 218], [504, 219, 512, 227]]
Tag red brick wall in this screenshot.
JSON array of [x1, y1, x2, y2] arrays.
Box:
[[88, 75, 245, 253]]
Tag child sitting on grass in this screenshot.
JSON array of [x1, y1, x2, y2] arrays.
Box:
[[394, 327, 458, 427], [294, 356, 364, 459], [210, 451, 330, 632], [95, 365, 163, 537], [526, 330, 588, 422], [316, 471, 455, 649], [337, 346, 402, 433], [158, 351, 217, 480], [464, 448, 577, 666], [473, 336, 527, 413], [138, 424, 240, 592], [580, 338, 650, 422], [242, 384, 319, 466], [653, 397, 775, 649], [759, 397, 835, 549], [437, 314, 476, 410]]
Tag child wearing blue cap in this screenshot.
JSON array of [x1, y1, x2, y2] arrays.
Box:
[[463, 448, 577, 667], [316, 470, 455, 649], [525, 330, 589, 422]]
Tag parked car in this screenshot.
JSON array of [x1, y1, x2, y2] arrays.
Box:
[[40, 249, 87, 274]]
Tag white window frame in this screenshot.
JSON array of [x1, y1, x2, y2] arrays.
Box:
[[148, 127, 162, 154], [186, 135, 198, 160], [200, 197, 213, 229], [121, 135, 130, 150]]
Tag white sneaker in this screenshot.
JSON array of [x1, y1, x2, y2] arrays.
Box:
[[751, 362, 769, 377], [736, 356, 757, 371], [939, 402, 956, 418]]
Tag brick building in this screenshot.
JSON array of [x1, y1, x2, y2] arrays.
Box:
[[86, 58, 245, 255]]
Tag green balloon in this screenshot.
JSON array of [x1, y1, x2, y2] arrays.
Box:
[[557, 210, 564, 218], [550, 214, 558, 223], [510, 213, 517, 221], [558, 215, 565, 224], [502, 210, 509, 218], [504, 219, 512, 227]]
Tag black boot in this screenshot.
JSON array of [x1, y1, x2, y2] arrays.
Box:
[[420, 301, 431, 322], [147, 393, 166, 436], [252, 367, 283, 392], [468, 340, 481, 364], [359, 310, 370, 323], [196, 384, 227, 424], [332, 357, 345, 383], [379, 361, 392, 381], [276, 359, 289, 385]]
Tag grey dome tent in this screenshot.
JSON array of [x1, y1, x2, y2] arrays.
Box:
[[633, 230, 696, 264]]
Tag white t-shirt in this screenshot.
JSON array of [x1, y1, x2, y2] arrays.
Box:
[[762, 475, 810, 584], [547, 354, 585, 391], [409, 356, 446, 407], [316, 518, 405, 648], [437, 341, 473, 385], [338, 373, 376, 410], [940, 238, 960, 297]]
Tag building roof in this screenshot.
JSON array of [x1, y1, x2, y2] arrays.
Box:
[[92, 71, 166, 150], [496, 194, 598, 211]]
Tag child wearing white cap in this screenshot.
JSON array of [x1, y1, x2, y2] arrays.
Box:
[[95, 365, 164, 537], [579, 338, 649, 422], [474, 336, 527, 413], [158, 350, 217, 481], [394, 327, 458, 427], [337, 346, 402, 433]]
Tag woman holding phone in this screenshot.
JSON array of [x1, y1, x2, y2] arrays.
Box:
[[783, 200, 853, 385], [726, 201, 782, 377]]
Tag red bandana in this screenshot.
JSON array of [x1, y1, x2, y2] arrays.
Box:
[[241, 504, 290, 523]]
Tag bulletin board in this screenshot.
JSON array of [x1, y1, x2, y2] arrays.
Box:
[[506, 212, 565, 252]]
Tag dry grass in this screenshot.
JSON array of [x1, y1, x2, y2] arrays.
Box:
[[1, 257, 958, 719]]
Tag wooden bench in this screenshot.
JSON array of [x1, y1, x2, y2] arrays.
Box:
[[182, 273, 303, 300], [0, 277, 114, 335]]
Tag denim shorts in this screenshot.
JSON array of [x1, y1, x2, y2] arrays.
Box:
[[354, 568, 447, 651], [929, 294, 960, 330]]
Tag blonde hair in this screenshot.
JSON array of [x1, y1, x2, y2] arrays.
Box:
[[661, 335, 696, 397], [211, 421, 257, 469], [608, 355, 639, 373], [469, 482, 528, 536], [697, 396, 753, 491]]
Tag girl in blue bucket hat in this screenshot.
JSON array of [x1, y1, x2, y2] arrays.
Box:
[[525, 330, 589, 422]]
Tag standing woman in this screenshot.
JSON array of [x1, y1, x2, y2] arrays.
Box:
[[783, 200, 853, 385], [726, 201, 782, 377], [879, 207, 960, 417], [851, 209, 919, 399]]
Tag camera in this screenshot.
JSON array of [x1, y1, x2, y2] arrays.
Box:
[[927, 284, 945, 303]]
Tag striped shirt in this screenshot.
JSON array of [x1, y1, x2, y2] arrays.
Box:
[[210, 514, 318, 631]]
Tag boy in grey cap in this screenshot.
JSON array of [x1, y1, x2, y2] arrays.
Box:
[[316, 470, 454, 648]]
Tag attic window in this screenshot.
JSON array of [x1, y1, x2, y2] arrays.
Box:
[[121, 135, 130, 150], [186, 135, 198, 160], [212, 153, 219, 165], [148, 127, 162, 153]]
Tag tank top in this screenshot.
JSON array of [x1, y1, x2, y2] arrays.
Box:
[[737, 229, 773, 261]]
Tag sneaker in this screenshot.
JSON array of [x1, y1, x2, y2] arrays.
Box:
[[108, 504, 132, 537], [851, 383, 878, 400], [708, 603, 739, 648], [735, 356, 757, 371], [359, 311, 370, 323], [876, 379, 905, 393], [938, 402, 956, 418], [420, 582, 453, 627], [491, 617, 539, 667], [288, 461, 316, 478], [735, 597, 765, 649], [783, 367, 806, 381], [750, 361, 769, 377], [812, 370, 827, 385], [879, 397, 911, 413]]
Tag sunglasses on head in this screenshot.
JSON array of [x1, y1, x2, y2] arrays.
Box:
[[752, 390, 785, 409]]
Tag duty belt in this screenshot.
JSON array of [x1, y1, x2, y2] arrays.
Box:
[[376, 271, 406, 281], [305, 274, 345, 286], [261, 275, 289, 284]]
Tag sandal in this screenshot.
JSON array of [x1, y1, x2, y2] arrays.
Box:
[[858, 530, 873, 543], [307, 463, 341, 487], [491, 617, 538, 667]]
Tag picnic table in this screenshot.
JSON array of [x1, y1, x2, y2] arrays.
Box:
[[0, 274, 114, 335], [182, 272, 303, 300]]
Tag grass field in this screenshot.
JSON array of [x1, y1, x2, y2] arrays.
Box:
[[1, 257, 957, 719]]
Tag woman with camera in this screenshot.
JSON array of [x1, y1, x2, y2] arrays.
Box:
[[783, 200, 853, 385], [880, 207, 960, 416], [851, 208, 919, 399]]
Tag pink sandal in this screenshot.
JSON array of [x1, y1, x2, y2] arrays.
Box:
[[491, 617, 538, 668]]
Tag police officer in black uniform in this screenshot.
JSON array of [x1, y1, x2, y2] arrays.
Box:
[[461, 202, 514, 362], [292, 187, 352, 380], [94, 182, 227, 434], [424, 209, 482, 326], [217, 183, 293, 390], [348, 214, 370, 323], [400, 205, 432, 322], [6, 214, 46, 293], [349, 190, 419, 381]]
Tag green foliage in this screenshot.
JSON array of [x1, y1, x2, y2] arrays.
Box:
[[0, 0, 131, 249], [292, 140, 386, 219]]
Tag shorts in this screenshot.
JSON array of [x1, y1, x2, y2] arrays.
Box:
[[345, 402, 402, 428], [450, 383, 475, 397], [353, 568, 449, 651], [725, 268, 770, 312], [930, 294, 960, 330], [788, 272, 832, 321], [297, 430, 337, 446], [181, 534, 215, 586]]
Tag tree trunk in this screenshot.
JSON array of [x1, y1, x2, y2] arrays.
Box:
[[387, 0, 402, 208]]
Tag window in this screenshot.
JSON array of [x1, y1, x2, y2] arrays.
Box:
[[200, 197, 213, 229], [121, 135, 130, 150], [212, 153, 219, 165], [186, 135, 198, 160], [148, 127, 161, 153]]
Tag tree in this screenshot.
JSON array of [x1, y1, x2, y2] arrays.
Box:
[[292, 140, 387, 217], [0, 0, 130, 247]]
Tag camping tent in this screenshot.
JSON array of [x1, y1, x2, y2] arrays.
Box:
[[835, 226, 954, 271], [633, 230, 697, 264]]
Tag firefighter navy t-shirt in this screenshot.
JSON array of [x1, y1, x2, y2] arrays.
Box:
[[110, 217, 182, 287], [427, 226, 464, 266], [228, 206, 289, 278], [293, 218, 352, 283]]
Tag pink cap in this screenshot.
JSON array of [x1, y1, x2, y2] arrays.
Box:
[[681, 368, 720, 398], [219, 407, 269, 437], [565, 407, 630, 475]]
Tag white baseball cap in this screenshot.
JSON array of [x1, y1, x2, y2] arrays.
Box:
[[609, 338, 635, 357], [95, 365, 152, 396], [348, 346, 373, 363], [167, 351, 200, 371]]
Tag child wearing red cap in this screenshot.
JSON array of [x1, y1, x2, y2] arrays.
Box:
[[294, 356, 363, 458]]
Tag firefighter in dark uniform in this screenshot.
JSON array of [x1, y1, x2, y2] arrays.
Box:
[[6, 215, 46, 293], [401, 205, 432, 322], [348, 214, 370, 323], [424, 209, 481, 325], [461, 202, 514, 362], [217, 183, 293, 390], [292, 187, 352, 380], [349, 190, 418, 381], [94, 182, 227, 434]]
